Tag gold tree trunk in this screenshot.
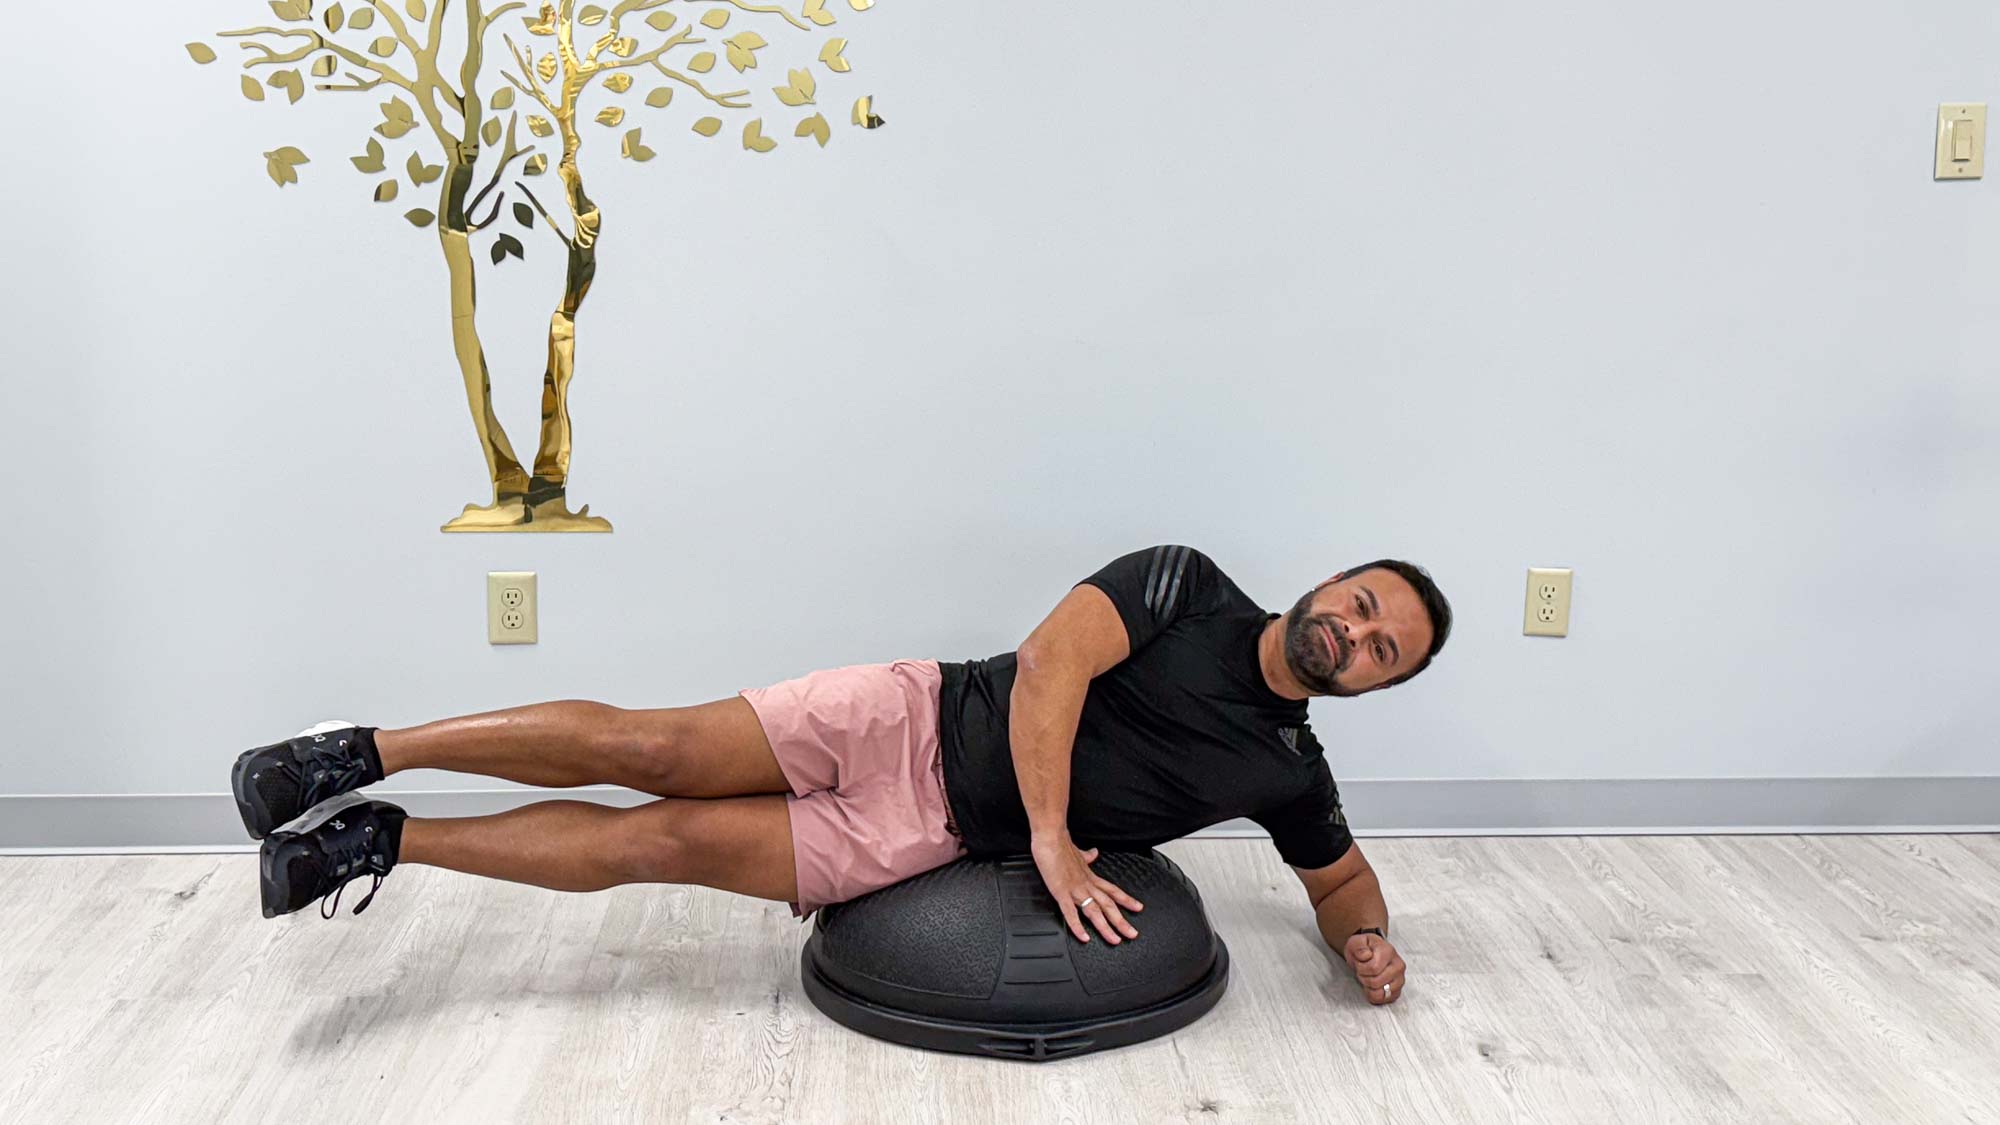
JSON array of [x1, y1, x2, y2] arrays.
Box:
[[524, 155, 600, 523], [438, 158, 534, 528]]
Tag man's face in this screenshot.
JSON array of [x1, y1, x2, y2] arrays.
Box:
[[1282, 568, 1435, 696]]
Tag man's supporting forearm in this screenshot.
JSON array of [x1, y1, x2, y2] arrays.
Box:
[[1314, 864, 1390, 946], [1009, 655, 1093, 838]]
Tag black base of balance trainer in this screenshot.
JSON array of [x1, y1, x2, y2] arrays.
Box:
[[800, 849, 1229, 1062]]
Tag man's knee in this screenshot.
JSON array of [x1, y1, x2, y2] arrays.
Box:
[[601, 705, 693, 794], [610, 799, 707, 884]]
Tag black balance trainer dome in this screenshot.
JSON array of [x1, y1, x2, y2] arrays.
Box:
[[800, 850, 1229, 1062]]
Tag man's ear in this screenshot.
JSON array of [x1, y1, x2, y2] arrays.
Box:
[[1314, 570, 1346, 591]]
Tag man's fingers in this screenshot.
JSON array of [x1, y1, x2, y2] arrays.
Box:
[[1089, 890, 1138, 939], [1080, 899, 1125, 944], [1058, 900, 1089, 943], [1096, 876, 1145, 915]]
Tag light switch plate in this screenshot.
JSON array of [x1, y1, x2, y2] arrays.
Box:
[[1523, 567, 1573, 637], [1935, 103, 1986, 180], [487, 571, 538, 644]]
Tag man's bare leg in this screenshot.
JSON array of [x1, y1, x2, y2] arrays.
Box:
[[373, 697, 791, 798], [396, 794, 799, 902]]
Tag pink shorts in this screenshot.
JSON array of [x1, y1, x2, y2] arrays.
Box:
[[738, 659, 968, 921]]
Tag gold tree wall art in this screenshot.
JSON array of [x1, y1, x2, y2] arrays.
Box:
[[186, 0, 886, 532]]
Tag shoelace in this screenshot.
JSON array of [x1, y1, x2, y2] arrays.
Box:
[[317, 823, 392, 919], [296, 737, 375, 810]]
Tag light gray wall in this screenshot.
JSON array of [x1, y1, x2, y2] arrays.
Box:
[[2, 3, 1995, 812]]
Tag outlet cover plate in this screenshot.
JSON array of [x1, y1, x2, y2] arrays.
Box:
[[1524, 567, 1573, 637], [487, 571, 538, 645]]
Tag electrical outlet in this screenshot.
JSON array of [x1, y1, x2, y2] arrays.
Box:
[[487, 571, 538, 644], [1523, 567, 1572, 637]]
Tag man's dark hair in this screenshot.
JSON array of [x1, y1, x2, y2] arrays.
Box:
[[1347, 559, 1452, 689]]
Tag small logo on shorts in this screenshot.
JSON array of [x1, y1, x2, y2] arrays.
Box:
[[1277, 726, 1300, 753]]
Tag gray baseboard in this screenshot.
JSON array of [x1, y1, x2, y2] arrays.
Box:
[[2, 776, 1995, 853]]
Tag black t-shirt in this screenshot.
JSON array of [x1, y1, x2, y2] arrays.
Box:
[[936, 545, 1354, 869]]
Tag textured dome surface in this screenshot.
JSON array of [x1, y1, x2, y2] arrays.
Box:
[[800, 850, 1230, 1061]]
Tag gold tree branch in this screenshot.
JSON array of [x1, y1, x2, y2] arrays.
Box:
[[503, 36, 561, 116], [368, 1, 427, 65], [217, 27, 418, 93], [467, 114, 536, 222], [607, 0, 672, 36], [595, 25, 696, 71], [514, 180, 576, 250], [721, 0, 810, 32], [478, 1, 527, 38], [366, 1, 465, 116], [315, 70, 386, 92], [647, 60, 750, 107]]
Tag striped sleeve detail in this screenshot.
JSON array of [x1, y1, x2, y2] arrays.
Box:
[[1143, 544, 1193, 618]]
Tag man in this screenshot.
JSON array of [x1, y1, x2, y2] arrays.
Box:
[[234, 545, 1450, 1005]]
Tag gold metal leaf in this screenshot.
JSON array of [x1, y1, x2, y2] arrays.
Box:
[[701, 8, 730, 29], [374, 179, 399, 202], [688, 51, 715, 73], [742, 118, 775, 152], [370, 36, 398, 57], [524, 12, 556, 35], [851, 94, 883, 129], [692, 116, 722, 136], [579, 5, 607, 25], [795, 112, 829, 147], [348, 6, 375, 29], [644, 86, 673, 108], [595, 106, 625, 127], [311, 55, 337, 77], [406, 0, 427, 20], [804, 0, 835, 28], [324, 3, 344, 32], [482, 117, 502, 145], [269, 0, 312, 21], [621, 127, 656, 162], [184, 42, 216, 64], [848, 0, 873, 10], [240, 75, 266, 102], [376, 96, 416, 138], [645, 10, 676, 31], [603, 72, 632, 94], [609, 37, 637, 57], [262, 146, 309, 186], [537, 53, 558, 82], [818, 38, 849, 73], [407, 152, 443, 184], [351, 137, 386, 172], [524, 153, 549, 174], [491, 87, 516, 110], [404, 208, 436, 228], [269, 69, 305, 104], [527, 115, 554, 137], [774, 68, 815, 106], [725, 31, 766, 72]]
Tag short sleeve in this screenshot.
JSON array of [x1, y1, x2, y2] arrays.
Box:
[[1249, 756, 1354, 870], [1075, 545, 1223, 654]]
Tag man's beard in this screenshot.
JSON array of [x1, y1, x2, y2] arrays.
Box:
[[1283, 588, 1364, 697]]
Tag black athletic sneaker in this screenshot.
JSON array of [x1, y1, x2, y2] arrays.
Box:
[[231, 720, 385, 840], [259, 793, 408, 919]]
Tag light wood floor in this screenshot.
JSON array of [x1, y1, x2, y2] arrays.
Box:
[[3, 834, 1996, 1124]]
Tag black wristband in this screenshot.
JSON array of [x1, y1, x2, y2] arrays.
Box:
[[1352, 926, 1385, 941]]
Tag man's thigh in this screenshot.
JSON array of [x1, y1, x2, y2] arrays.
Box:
[[615, 697, 793, 798], [620, 794, 799, 904]]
